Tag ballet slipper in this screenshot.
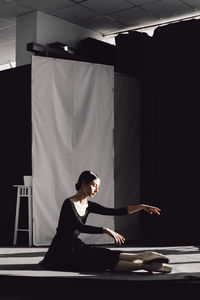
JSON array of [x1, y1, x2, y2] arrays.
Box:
[[143, 255, 169, 264], [144, 262, 172, 274], [139, 251, 169, 264]]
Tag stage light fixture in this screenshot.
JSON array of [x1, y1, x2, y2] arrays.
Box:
[[64, 45, 68, 52], [48, 42, 74, 54]]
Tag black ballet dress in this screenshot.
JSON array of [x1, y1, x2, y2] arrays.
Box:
[[39, 198, 128, 271]]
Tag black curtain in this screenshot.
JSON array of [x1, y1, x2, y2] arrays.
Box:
[[0, 65, 31, 245], [115, 19, 200, 245]]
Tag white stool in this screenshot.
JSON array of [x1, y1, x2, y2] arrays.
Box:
[[13, 185, 33, 246]]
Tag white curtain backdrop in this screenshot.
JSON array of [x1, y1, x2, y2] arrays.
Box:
[[32, 56, 114, 246]]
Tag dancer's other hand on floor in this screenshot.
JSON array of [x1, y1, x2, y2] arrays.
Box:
[[103, 228, 125, 244]]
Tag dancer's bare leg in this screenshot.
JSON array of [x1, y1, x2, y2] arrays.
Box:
[[113, 259, 172, 273], [113, 253, 158, 272], [119, 252, 169, 264], [112, 252, 171, 273], [113, 259, 145, 272], [118, 253, 144, 262]]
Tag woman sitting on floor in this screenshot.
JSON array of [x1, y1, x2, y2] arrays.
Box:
[[40, 170, 172, 273]]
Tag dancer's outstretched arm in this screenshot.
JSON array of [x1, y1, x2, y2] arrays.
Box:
[[127, 204, 161, 215]]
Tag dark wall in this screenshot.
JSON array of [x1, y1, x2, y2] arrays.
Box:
[[115, 20, 200, 245], [147, 20, 200, 244], [0, 64, 31, 245]]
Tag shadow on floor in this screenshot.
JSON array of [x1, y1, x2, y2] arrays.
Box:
[[0, 251, 46, 258]]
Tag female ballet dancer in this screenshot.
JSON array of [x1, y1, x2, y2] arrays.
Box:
[[40, 170, 171, 273]]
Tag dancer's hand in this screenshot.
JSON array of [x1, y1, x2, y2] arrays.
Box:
[[141, 204, 161, 215], [103, 228, 125, 244], [128, 204, 161, 215]]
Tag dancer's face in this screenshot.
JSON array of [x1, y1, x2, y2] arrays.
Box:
[[83, 178, 100, 198]]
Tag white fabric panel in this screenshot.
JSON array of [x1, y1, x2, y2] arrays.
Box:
[[32, 56, 114, 246]]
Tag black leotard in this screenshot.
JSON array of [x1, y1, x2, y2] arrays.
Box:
[[40, 198, 128, 271]]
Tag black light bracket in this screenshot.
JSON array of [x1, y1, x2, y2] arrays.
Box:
[[27, 42, 75, 60]]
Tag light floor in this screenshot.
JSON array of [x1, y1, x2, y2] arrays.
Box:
[[0, 245, 200, 282]]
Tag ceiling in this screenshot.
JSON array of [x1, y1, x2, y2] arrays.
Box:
[[0, 0, 200, 69]]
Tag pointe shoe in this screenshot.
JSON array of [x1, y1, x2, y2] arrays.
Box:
[[141, 251, 169, 264], [144, 262, 172, 274]]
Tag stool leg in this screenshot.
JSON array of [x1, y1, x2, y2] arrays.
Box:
[[13, 188, 21, 245], [28, 193, 33, 246]]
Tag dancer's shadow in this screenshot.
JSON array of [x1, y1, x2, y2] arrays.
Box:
[[0, 252, 46, 258], [0, 263, 43, 270]]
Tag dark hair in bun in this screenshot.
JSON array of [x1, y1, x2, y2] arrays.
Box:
[[75, 170, 99, 191]]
